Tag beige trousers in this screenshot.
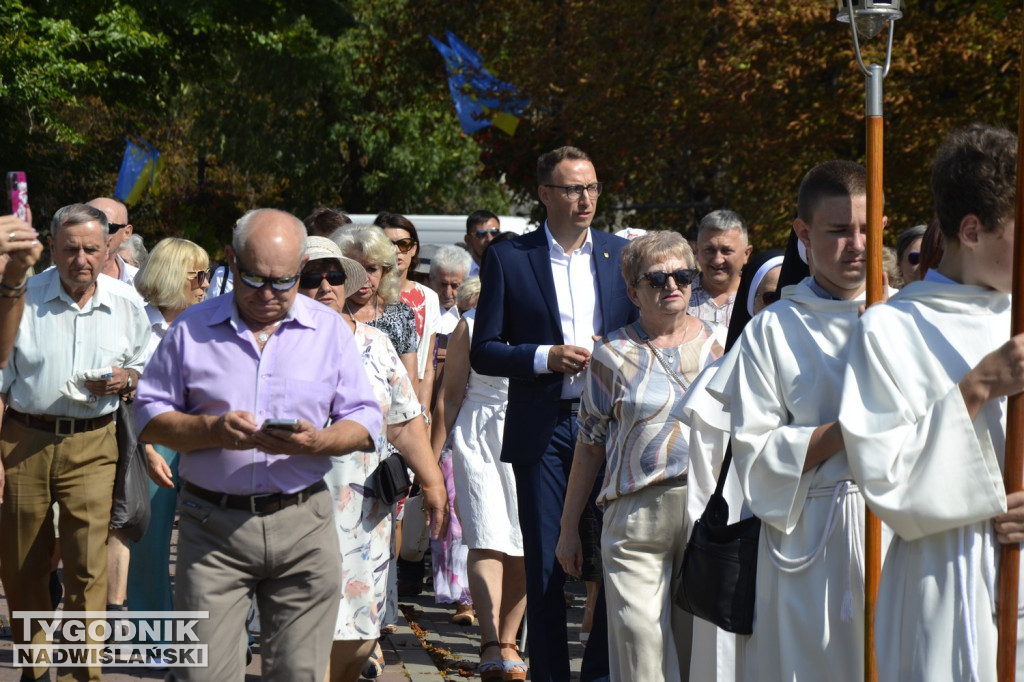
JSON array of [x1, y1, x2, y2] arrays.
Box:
[[0, 417, 118, 682], [601, 482, 693, 682]]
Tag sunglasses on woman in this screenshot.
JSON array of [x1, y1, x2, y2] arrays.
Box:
[[636, 269, 698, 289], [299, 271, 346, 288], [391, 238, 416, 253], [907, 252, 921, 266], [187, 271, 208, 286]]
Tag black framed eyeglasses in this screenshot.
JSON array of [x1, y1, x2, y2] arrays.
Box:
[[186, 270, 208, 286], [907, 252, 921, 266], [391, 238, 416, 253], [299, 271, 346, 289], [108, 222, 128, 233], [635, 269, 698, 289], [234, 257, 301, 292], [543, 182, 603, 201], [474, 228, 500, 239]]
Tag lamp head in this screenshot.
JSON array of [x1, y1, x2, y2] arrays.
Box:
[[836, 0, 902, 39]]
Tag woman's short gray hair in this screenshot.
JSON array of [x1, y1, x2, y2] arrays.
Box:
[[620, 231, 695, 286]]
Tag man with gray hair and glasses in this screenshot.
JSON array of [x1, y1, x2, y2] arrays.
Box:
[[689, 209, 753, 332], [135, 208, 381, 681], [1, 203, 150, 682]]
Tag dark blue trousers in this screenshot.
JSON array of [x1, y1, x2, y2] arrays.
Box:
[[513, 409, 609, 682]]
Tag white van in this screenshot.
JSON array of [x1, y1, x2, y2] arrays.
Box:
[[345, 214, 535, 248]]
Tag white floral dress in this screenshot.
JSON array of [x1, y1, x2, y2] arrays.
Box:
[[325, 321, 421, 640]]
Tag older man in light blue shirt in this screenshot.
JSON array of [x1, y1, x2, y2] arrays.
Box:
[[135, 208, 381, 682]]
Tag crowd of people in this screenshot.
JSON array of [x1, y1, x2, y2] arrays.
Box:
[[0, 124, 1022, 682]]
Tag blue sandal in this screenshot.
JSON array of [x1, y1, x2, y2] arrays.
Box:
[[500, 642, 528, 681], [479, 640, 504, 682]]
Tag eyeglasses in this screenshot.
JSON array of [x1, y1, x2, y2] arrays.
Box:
[[391, 238, 416, 253], [543, 182, 603, 201], [186, 270, 208, 286], [907, 252, 921, 266], [108, 222, 128, 233], [761, 290, 781, 307], [299, 271, 346, 289], [635, 269, 698, 289], [234, 257, 301, 292], [474, 228, 500, 239]]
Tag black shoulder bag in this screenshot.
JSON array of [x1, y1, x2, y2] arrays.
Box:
[[674, 441, 760, 635]]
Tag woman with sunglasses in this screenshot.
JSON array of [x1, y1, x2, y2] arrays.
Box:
[[374, 213, 441, 411], [297, 236, 448, 682], [125, 238, 210, 666], [896, 223, 927, 285], [556, 231, 722, 682]]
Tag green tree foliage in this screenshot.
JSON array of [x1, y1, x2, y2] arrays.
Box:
[[3, 0, 1023, 252]]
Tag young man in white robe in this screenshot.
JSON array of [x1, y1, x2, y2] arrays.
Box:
[[840, 123, 1024, 681], [709, 160, 886, 681]]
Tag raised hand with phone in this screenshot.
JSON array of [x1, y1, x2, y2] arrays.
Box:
[[0, 171, 43, 369]]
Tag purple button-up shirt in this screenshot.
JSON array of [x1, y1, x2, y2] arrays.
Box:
[[134, 292, 382, 495]]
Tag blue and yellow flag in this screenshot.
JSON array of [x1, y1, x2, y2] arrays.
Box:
[[114, 138, 162, 205], [429, 31, 529, 136]]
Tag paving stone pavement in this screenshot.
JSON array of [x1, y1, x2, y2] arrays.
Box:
[[0, 545, 588, 680]]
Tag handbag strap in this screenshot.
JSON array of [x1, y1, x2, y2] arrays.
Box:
[[715, 440, 733, 498], [701, 440, 734, 527]]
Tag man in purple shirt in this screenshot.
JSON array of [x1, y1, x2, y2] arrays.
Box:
[[135, 209, 381, 681]]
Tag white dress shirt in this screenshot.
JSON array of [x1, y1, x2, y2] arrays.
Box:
[[1, 270, 151, 418], [532, 222, 602, 399]]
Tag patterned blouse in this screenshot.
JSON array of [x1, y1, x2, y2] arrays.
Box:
[[365, 301, 418, 357], [578, 320, 722, 506]]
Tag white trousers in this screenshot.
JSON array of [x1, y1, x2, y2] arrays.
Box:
[[602, 482, 693, 682]]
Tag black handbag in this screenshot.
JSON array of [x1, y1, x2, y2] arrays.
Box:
[[374, 451, 411, 505], [675, 441, 760, 635], [109, 397, 151, 542]]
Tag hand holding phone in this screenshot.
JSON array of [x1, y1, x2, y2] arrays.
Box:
[[7, 173, 27, 222], [261, 418, 301, 432]]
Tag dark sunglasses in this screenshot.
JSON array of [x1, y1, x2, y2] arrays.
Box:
[[391, 238, 416, 253], [108, 222, 128, 233], [299, 271, 346, 289], [761, 290, 781, 307], [186, 270, 208, 286], [474, 228, 500, 238], [907, 252, 921, 266], [636, 269, 698, 289], [234, 257, 301, 292]]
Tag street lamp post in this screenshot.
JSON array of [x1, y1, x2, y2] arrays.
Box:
[[833, 2, 901, 680]]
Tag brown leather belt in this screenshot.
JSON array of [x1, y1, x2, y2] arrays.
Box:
[[6, 407, 115, 437], [183, 480, 327, 515]]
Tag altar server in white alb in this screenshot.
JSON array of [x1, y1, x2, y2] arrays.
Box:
[[840, 123, 1024, 682], [710, 160, 889, 681]]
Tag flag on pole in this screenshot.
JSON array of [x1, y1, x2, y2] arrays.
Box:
[[428, 31, 529, 136], [114, 137, 162, 206]]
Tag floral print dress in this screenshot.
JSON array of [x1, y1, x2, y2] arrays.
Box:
[[325, 321, 420, 640]]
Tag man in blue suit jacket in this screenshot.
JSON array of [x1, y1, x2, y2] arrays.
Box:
[[471, 146, 637, 682]]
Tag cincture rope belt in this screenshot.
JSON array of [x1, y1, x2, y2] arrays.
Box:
[[764, 481, 862, 622]]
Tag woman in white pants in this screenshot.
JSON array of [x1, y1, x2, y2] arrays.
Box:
[[557, 232, 721, 682]]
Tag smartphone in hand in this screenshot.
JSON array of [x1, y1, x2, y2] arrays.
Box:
[[7, 172, 27, 221], [261, 418, 300, 432]]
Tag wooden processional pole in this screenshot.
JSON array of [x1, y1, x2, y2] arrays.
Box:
[[842, 9, 899, 678], [995, 18, 1024, 679], [862, 61, 884, 682]]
